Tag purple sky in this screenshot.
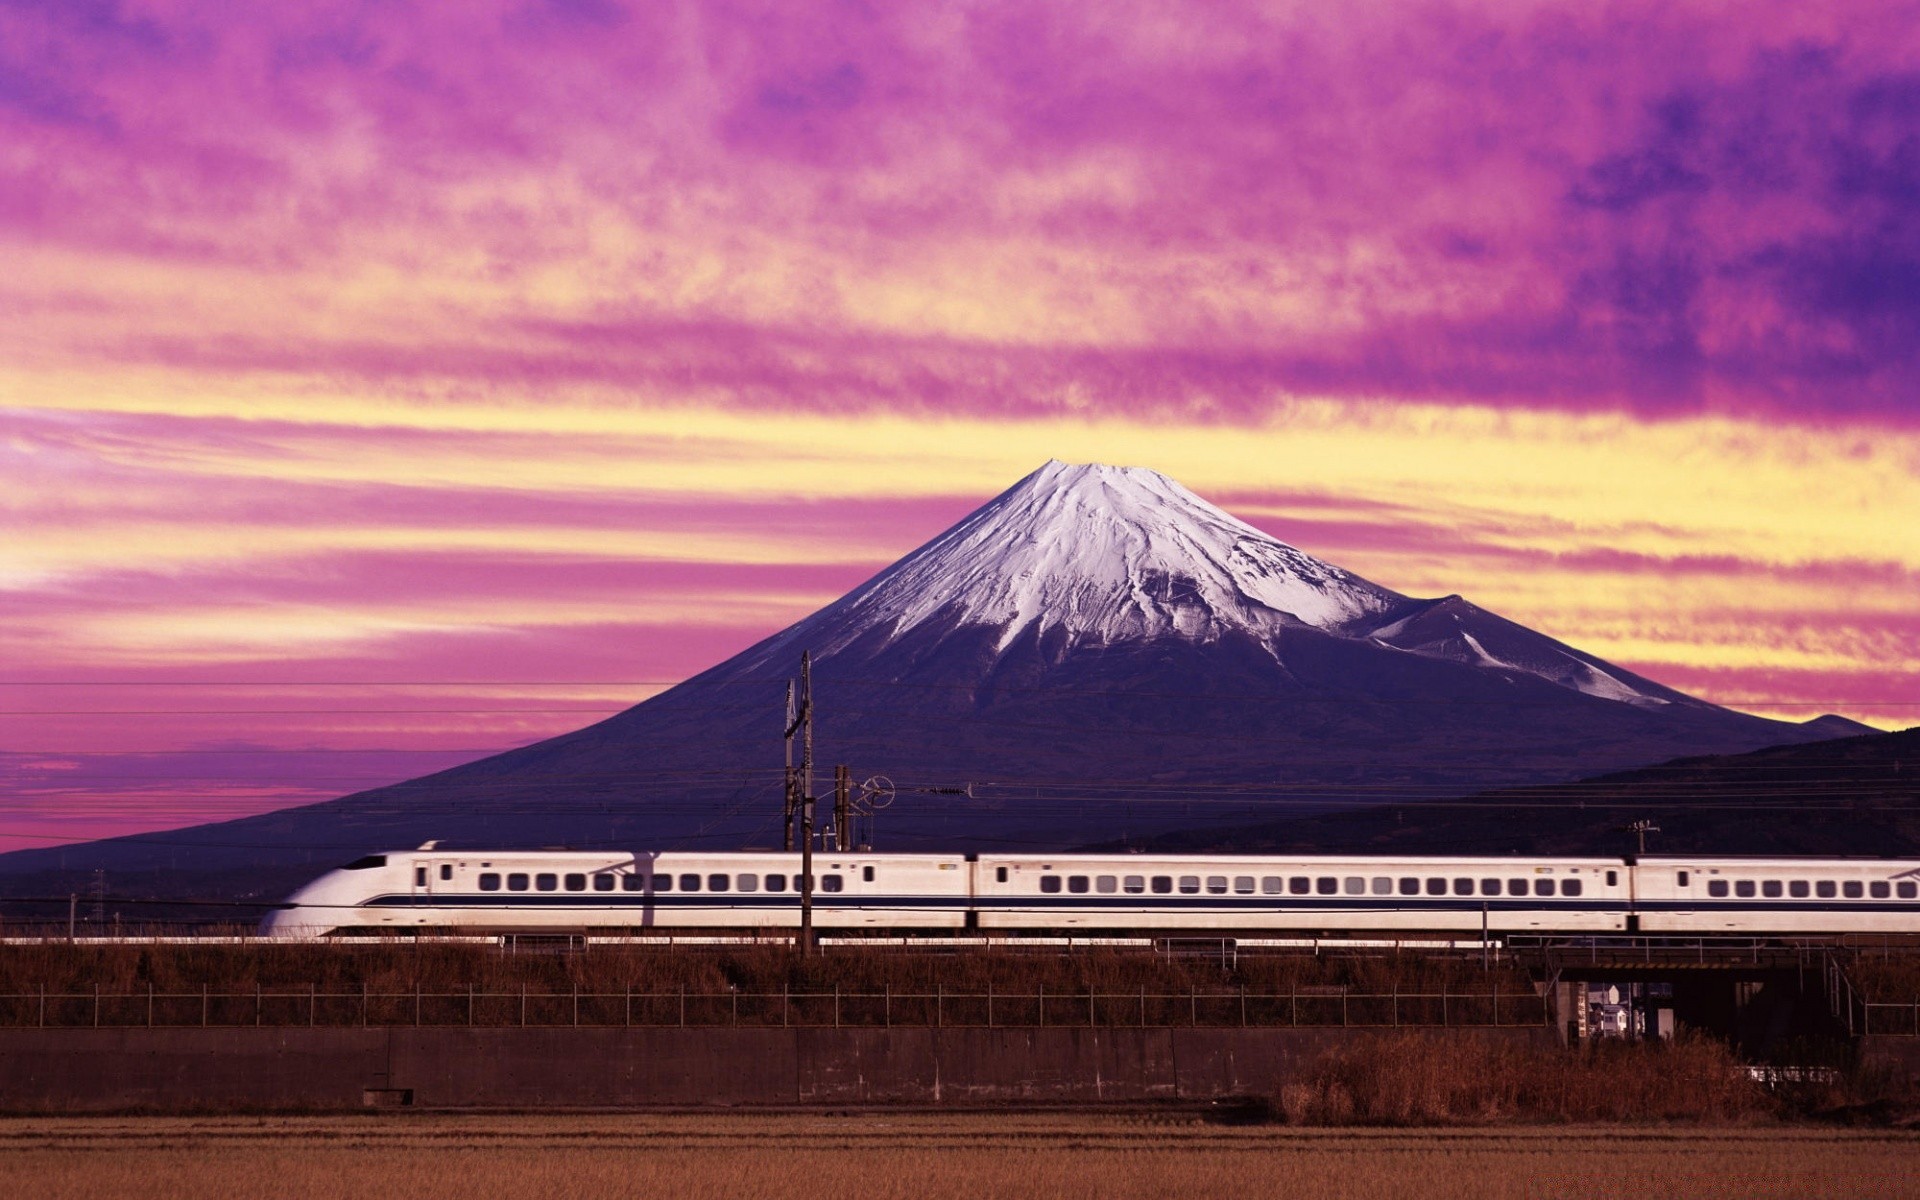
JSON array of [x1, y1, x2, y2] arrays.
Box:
[[3, 0, 1917, 850]]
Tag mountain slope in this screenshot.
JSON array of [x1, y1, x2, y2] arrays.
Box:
[[1114, 726, 1920, 857], [0, 460, 1862, 902]]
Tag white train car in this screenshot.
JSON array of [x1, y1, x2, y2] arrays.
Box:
[[973, 855, 1633, 934], [259, 847, 1920, 940], [1632, 857, 1920, 935], [259, 848, 971, 938]]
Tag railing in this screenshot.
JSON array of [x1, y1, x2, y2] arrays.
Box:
[[0, 984, 1548, 1029], [1508, 935, 1850, 969], [1852, 1000, 1920, 1036], [1822, 953, 1920, 1037]]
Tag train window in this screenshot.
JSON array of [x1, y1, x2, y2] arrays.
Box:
[[1509, 879, 1529, 896], [594, 874, 615, 892], [1708, 880, 1729, 897], [1343, 877, 1364, 895], [1843, 881, 1863, 898], [507, 873, 529, 891], [622, 875, 643, 892], [1453, 879, 1474, 896], [1816, 881, 1836, 898], [1399, 878, 1420, 896], [1481, 879, 1502, 896], [1263, 877, 1284, 894], [737, 874, 758, 892], [680, 874, 701, 892], [1098, 876, 1119, 894], [821, 874, 844, 893], [1178, 876, 1201, 895], [1206, 876, 1228, 895], [996, 867, 1009, 884], [1734, 881, 1755, 898], [707, 873, 730, 892], [536, 873, 557, 892], [1425, 878, 1446, 896], [1315, 877, 1337, 895], [1607, 870, 1619, 887], [1372, 878, 1392, 895], [1151, 876, 1173, 894], [564, 874, 587, 892], [1069, 876, 1091, 894], [1562, 879, 1582, 897], [440, 864, 453, 881], [479, 873, 501, 891], [766, 874, 787, 892], [1534, 879, 1556, 897], [1126, 876, 1147, 894], [1900, 883, 1918, 900], [343, 855, 387, 870], [652, 874, 672, 891], [1291, 877, 1312, 895], [1040, 875, 1062, 894], [1236, 876, 1256, 895], [1761, 881, 1783, 898], [1675, 871, 1687, 887], [1789, 881, 1809, 898], [415, 867, 427, 887], [1871, 882, 1892, 899], [863, 867, 875, 883]]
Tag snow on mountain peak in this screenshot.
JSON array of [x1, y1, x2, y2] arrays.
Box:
[[785, 459, 1405, 657]]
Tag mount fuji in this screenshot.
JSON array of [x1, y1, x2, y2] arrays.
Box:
[[0, 461, 1864, 897], [731, 460, 1704, 712]]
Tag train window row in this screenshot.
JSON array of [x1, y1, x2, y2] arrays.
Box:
[[474, 872, 846, 894], [1703, 879, 1918, 900], [1033, 874, 1586, 898]]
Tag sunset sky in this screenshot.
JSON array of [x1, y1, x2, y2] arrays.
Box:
[[4, 0, 1918, 852]]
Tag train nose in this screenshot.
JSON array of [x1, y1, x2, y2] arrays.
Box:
[[258, 879, 341, 939]]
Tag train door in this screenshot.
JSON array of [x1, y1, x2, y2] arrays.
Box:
[[426, 859, 459, 897], [1664, 865, 1695, 932]]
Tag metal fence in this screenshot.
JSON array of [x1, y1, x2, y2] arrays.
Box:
[[1507, 935, 1865, 969], [0, 984, 1548, 1029]]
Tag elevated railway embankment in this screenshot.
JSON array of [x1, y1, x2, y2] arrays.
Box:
[[2, 936, 1917, 1112], [0, 1025, 1558, 1112]]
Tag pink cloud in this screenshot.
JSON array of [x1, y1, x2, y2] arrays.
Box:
[[1, 2, 1917, 419]]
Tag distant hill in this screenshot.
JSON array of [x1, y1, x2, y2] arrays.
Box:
[[1108, 727, 1920, 857]]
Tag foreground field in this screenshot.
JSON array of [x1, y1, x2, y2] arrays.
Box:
[[3, 1114, 1917, 1199]]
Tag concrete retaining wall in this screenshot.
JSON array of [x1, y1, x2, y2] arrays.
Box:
[[0, 1026, 1557, 1112]]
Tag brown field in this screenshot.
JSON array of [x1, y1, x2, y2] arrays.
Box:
[[1, 1114, 1916, 1199]]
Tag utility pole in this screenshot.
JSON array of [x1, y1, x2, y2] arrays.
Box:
[[797, 652, 815, 956], [833, 765, 851, 854], [782, 681, 797, 853], [1622, 818, 1660, 856]]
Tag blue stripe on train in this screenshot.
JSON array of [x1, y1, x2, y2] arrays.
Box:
[[360, 893, 1920, 915]]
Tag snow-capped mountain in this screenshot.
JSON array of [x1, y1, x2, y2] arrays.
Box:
[[0, 460, 1867, 892], [741, 460, 1695, 713], [754, 461, 1403, 660]]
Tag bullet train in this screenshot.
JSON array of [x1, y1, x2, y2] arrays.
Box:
[[258, 845, 1920, 939]]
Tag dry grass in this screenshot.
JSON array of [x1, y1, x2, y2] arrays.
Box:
[[1275, 1031, 1782, 1124], [1850, 953, 1920, 1003], [0, 1114, 1915, 1199]]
